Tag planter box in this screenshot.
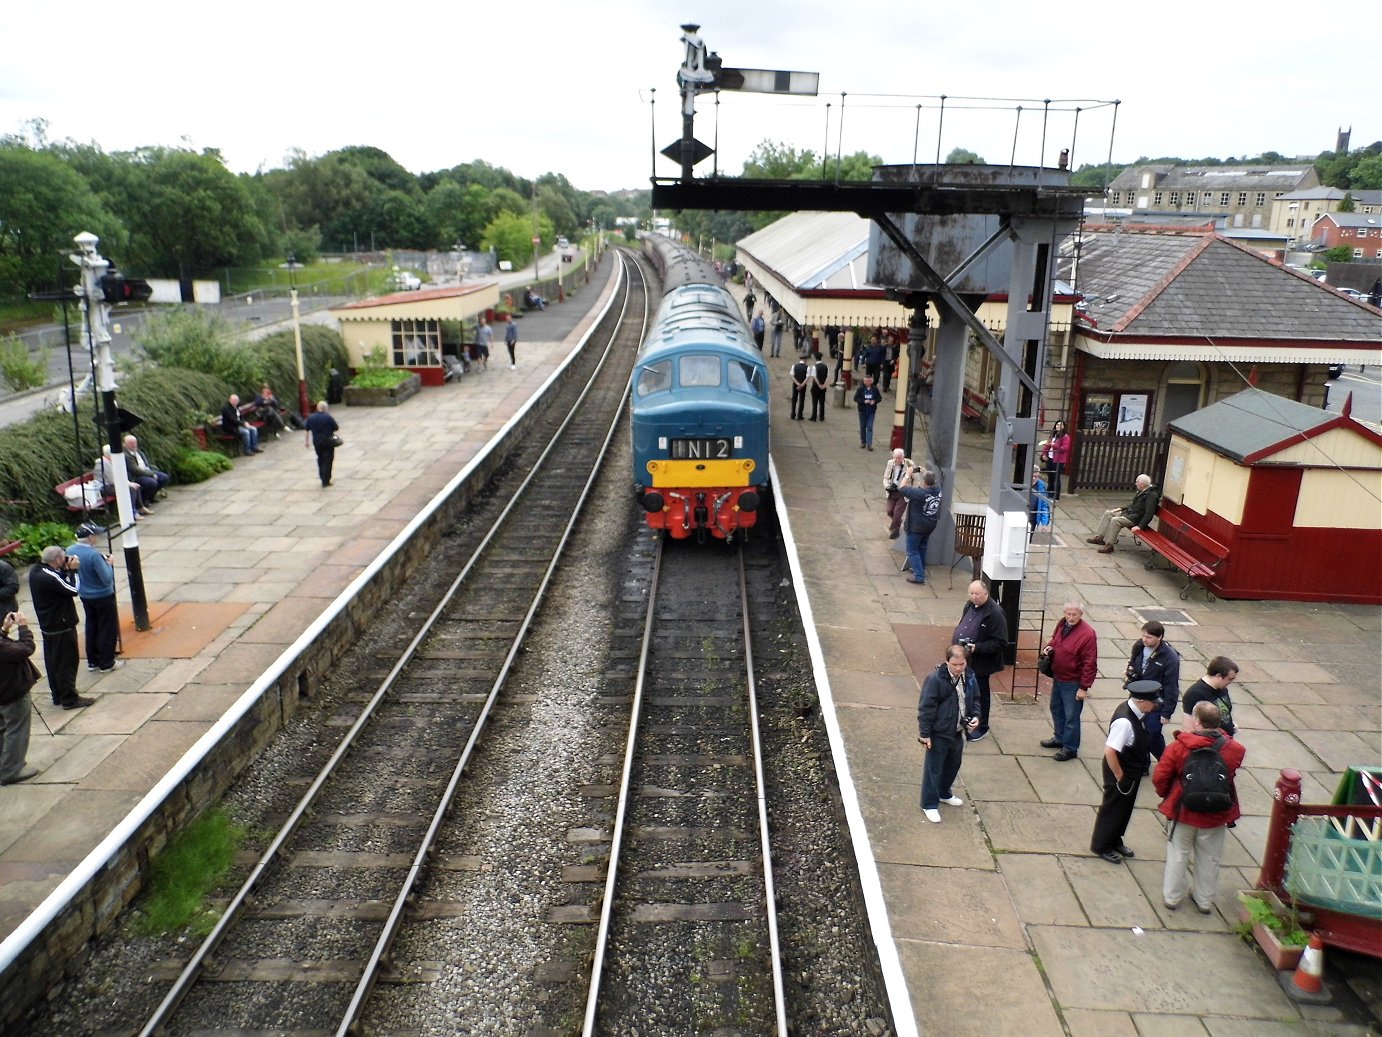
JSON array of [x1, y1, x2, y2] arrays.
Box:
[[1238, 890, 1307, 970], [343, 373, 421, 407]]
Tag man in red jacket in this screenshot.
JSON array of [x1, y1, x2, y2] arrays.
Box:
[[1039, 601, 1098, 760], [1153, 702, 1246, 913]]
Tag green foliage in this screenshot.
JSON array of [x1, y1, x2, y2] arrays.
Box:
[[133, 308, 348, 406], [361, 345, 388, 371], [484, 210, 554, 265], [168, 448, 233, 483], [280, 227, 322, 265], [1325, 246, 1355, 263], [351, 366, 411, 389], [1238, 892, 1308, 946], [135, 809, 245, 936], [945, 147, 986, 165], [1349, 154, 1382, 191], [0, 335, 48, 391], [0, 366, 233, 527], [5, 521, 74, 564]]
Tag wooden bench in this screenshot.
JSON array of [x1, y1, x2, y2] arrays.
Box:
[[54, 473, 116, 514], [0, 540, 20, 559], [961, 389, 987, 428], [1133, 514, 1228, 601], [194, 405, 267, 455]]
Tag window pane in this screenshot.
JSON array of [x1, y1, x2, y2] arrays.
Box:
[[728, 360, 762, 395], [679, 354, 721, 387], [636, 360, 672, 396]]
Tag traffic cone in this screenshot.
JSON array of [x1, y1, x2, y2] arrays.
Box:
[[1290, 932, 1325, 994]]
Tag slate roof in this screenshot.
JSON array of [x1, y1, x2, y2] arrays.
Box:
[[1316, 212, 1382, 230], [1066, 227, 1381, 343], [1107, 164, 1318, 194], [1167, 388, 1379, 462]]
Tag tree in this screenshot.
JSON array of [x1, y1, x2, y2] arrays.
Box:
[[0, 143, 122, 296], [482, 210, 553, 266], [1349, 154, 1382, 190], [117, 148, 270, 278], [1337, 194, 1356, 213], [945, 147, 985, 165], [1324, 246, 1354, 263]]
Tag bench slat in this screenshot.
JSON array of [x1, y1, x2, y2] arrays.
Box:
[[1133, 526, 1226, 601]]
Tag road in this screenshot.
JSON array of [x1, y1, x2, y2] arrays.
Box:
[[1325, 364, 1382, 427]]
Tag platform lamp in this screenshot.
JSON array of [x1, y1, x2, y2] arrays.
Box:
[[282, 255, 310, 420]]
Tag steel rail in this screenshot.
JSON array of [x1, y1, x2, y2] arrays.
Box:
[[737, 549, 790, 1037], [136, 251, 645, 1037], [335, 251, 652, 1035], [580, 536, 664, 1036]]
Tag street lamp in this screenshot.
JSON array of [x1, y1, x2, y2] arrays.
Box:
[[281, 254, 310, 420]]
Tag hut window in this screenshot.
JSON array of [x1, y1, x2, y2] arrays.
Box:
[[391, 319, 441, 367]]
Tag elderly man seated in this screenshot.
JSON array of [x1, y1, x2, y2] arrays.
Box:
[[523, 287, 547, 311], [95, 446, 150, 516], [123, 434, 169, 504], [220, 394, 262, 454], [1087, 473, 1158, 553]]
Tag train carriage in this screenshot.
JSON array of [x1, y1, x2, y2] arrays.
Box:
[[633, 238, 770, 540]]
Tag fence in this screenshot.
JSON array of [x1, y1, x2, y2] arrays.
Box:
[[1070, 429, 1170, 492]]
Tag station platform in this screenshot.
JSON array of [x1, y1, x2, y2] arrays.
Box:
[[2, 260, 1378, 1035]]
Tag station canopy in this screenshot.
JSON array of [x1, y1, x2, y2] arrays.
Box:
[[736, 212, 912, 329]]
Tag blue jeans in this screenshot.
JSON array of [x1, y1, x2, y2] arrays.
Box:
[[858, 408, 876, 447], [921, 733, 964, 809], [905, 531, 930, 582], [1049, 679, 1083, 753], [238, 424, 260, 452]]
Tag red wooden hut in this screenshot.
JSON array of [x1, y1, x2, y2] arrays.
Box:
[[1158, 388, 1382, 604]]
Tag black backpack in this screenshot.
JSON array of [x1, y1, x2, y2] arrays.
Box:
[[1179, 734, 1232, 814]]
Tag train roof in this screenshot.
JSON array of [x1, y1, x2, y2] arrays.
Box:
[[640, 283, 759, 361]]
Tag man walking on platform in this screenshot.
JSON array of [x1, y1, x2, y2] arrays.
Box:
[[505, 318, 518, 369], [1090, 680, 1161, 863], [853, 375, 882, 450], [916, 644, 980, 823]]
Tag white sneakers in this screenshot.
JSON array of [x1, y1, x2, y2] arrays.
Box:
[[923, 808, 942, 823], [940, 796, 964, 806]]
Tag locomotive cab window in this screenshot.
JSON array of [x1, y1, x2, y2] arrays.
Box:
[[636, 360, 672, 397], [728, 360, 763, 396], [678, 354, 721, 388]]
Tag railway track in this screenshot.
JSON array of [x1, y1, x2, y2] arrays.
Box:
[[580, 539, 787, 1035], [130, 252, 651, 1037]]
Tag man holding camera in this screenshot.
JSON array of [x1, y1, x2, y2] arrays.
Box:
[[882, 449, 910, 539], [28, 545, 94, 711], [917, 644, 980, 823], [1, 610, 42, 785], [952, 580, 1009, 742]]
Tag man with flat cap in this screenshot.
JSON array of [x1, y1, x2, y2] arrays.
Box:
[[1090, 679, 1161, 863]]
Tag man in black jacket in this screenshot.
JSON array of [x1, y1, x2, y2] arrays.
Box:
[[28, 545, 94, 711], [0, 610, 41, 785], [1125, 620, 1181, 758], [916, 645, 980, 823], [1087, 474, 1158, 553], [952, 580, 1009, 742]]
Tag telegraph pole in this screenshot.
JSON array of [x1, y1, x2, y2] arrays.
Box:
[[71, 231, 151, 631]]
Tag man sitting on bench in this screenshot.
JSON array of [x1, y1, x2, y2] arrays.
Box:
[[221, 394, 262, 454], [1087, 474, 1158, 554], [523, 287, 547, 311], [123, 434, 170, 504]]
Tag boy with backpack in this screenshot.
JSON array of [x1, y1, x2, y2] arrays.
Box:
[[1152, 701, 1246, 914]]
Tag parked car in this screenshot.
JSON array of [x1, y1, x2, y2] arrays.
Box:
[[1335, 287, 1364, 302], [556, 236, 569, 249], [394, 272, 422, 291]]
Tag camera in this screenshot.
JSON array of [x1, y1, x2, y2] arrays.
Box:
[[958, 637, 975, 651]]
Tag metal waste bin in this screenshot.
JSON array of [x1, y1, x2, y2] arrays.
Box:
[[327, 368, 346, 405], [952, 503, 987, 582]]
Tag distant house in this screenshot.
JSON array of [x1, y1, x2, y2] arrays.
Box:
[[1102, 163, 1321, 231], [1055, 225, 1380, 454], [1310, 212, 1382, 260], [1160, 388, 1382, 604], [1270, 187, 1382, 243]]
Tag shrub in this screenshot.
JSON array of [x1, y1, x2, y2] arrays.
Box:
[[5, 521, 74, 564], [350, 367, 411, 389], [134, 808, 245, 936], [0, 335, 48, 392], [167, 449, 232, 483]]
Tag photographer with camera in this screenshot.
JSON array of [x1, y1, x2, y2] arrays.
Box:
[[27, 545, 94, 711], [1, 610, 42, 785], [951, 580, 1009, 742], [882, 448, 911, 539]]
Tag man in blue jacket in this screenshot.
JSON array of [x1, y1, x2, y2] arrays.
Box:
[[1125, 620, 1181, 758], [917, 644, 980, 823], [67, 523, 122, 673], [897, 466, 942, 584]]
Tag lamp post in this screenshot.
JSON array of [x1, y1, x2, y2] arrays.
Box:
[[282, 255, 310, 420]]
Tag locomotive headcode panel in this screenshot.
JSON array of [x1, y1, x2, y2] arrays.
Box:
[[632, 235, 771, 541]]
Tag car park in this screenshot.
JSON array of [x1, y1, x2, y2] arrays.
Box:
[[394, 272, 422, 291]]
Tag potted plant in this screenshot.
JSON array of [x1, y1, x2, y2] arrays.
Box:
[[343, 347, 421, 407], [1237, 890, 1309, 970]]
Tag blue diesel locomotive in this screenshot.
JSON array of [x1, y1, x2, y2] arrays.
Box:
[[632, 237, 770, 541]]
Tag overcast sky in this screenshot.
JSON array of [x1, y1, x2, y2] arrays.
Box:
[[4, 0, 1375, 194]]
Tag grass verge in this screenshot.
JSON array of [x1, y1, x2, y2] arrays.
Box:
[[135, 808, 245, 936]]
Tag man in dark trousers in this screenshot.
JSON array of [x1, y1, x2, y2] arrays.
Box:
[[1040, 601, 1098, 760], [952, 580, 1008, 742], [304, 400, 340, 488], [1125, 620, 1181, 758], [67, 523, 121, 672], [750, 312, 766, 351], [789, 356, 810, 420], [0, 609, 42, 785], [1087, 473, 1157, 553], [916, 644, 980, 823], [808, 350, 829, 421], [853, 374, 883, 450], [28, 545, 93, 710], [504, 318, 519, 369], [1090, 680, 1161, 863]]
